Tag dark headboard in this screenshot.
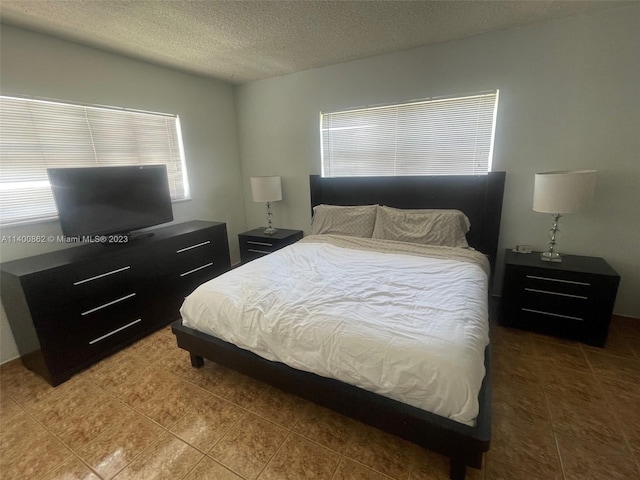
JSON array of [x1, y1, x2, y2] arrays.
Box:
[[309, 172, 506, 272]]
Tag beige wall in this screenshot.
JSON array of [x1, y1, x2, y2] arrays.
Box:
[[235, 6, 640, 317], [0, 25, 245, 363]]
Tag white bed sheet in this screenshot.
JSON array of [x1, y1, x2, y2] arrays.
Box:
[[180, 236, 490, 426]]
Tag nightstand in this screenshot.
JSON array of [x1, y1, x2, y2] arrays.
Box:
[[500, 249, 620, 347], [238, 228, 304, 263]]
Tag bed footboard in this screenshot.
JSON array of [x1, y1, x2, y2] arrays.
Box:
[[171, 320, 491, 479]]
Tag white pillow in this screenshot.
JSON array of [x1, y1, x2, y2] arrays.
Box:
[[311, 204, 378, 238], [372, 206, 470, 247]]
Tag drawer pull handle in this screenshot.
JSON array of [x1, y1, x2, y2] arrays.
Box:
[[180, 262, 214, 277], [247, 240, 273, 247], [526, 275, 590, 286], [521, 308, 584, 321], [74, 266, 130, 285], [248, 249, 270, 254], [81, 293, 137, 316], [524, 288, 588, 300], [176, 241, 211, 253], [89, 318, 142, 345]]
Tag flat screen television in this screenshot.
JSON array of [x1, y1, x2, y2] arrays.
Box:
[[47, 165, 174, 239]]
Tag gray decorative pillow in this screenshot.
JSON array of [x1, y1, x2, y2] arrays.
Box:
[[372, 206, 470, 247], [311, 204, 378, 238]]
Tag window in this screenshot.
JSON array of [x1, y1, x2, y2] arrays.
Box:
[[0, 95, 189, 226], [320, 90, 499, 177]]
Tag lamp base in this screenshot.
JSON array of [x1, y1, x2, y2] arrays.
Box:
[[263, 227, 278, 235], [540, 251, 562, 262]]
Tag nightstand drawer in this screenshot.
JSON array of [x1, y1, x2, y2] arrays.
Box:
[[521, 273, 592, 297], [238, 228, 304, 264]]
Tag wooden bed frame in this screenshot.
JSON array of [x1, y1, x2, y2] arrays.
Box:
[[172, 172, 506, 480]]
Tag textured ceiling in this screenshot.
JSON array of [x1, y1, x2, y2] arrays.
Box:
[[0, 0, 630, 84]]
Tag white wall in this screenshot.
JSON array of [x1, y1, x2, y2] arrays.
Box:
[[236, 5, 640, 317], [0, 25, 246, 363]]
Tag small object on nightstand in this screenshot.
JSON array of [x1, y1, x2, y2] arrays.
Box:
[[500, 248, 620, 347], [513, 245, 532, 254], [238, 228, 303, 263], [250, 176, 282, 235]]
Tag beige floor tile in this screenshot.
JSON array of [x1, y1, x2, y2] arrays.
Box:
[[83, 347, 150, 391], [0, 431, 74, 480], [583, 328, 637, 358], [546, 389, 626, 448], [208, 413, 288, 479], [492, 381, 549, 423], [556, 432, 640, 480], [183, 456, 245, 480], [489, 415, 563, 480], [0, 409, 47, 454], [109, 366, 174, 407], [128, 329, 180, 363], [0, 390, 23, 420], [258, 433, 340, 480], [410, 448, 484, 480], [0, 359, 83, 409], [169, 393, 244, 452], [344, 422, 414, 479], [484, 458, 546, 480], [248, 386, 309, 429], [140, 375, 212, 428], [39, 456, 102, 480], [210, 371, 271, 408], [334, 458, 394, 480], [539, 364, 603, 401], [586, 349, 640, 384], [156, 349, 234, 392], [113, 432, 204, 480], [293, 403, 355, 453], [532, 339, 590, 371], [78, 410, 165, 479], [40, 391, 134, 451], [491, 346, 542, 387]]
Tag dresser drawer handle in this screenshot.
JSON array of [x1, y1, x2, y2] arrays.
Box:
[[81, 293, 137, 316], [176, 241, 211, 253], [524, 288, 588, 300], [248, 249, 271, 254], [521, 308, 584, 321], [526, 275, 590, 286], [247, 240, 273, 247], [73, 266, 131, 285], [180, 262, 214, 277], [89, 318, 142, 345]]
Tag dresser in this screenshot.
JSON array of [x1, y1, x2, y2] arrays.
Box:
[[0, 221, 231, 385], [500, 249, 620, 347], [238, 228, 304, 263]]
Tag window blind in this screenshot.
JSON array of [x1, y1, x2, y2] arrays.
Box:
[[0, 95, 189, 226], [321, 91, 499, 177]]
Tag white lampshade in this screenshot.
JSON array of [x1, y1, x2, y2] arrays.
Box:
[[533, 170, 596, 214], [250, 176, 282, 203]]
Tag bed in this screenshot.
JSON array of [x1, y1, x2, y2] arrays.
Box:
[[172, 172, 506, 480]]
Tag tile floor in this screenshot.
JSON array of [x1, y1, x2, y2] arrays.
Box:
[[1, 316, 639, 480]]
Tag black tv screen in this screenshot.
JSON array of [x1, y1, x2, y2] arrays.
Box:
[[48, 165, 174, 238]]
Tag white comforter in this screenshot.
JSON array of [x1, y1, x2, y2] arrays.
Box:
[[180, 235, 490, 426]]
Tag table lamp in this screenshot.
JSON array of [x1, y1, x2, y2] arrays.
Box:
[[250, 176, 282, 235], [533, 170, 596, 262]]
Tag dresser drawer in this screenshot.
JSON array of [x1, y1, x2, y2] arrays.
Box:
[[44, 312, 149, 375]]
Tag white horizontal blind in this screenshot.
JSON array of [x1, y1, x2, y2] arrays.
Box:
[[321, 91, 499, 177], [0, 95, 189, 226]]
